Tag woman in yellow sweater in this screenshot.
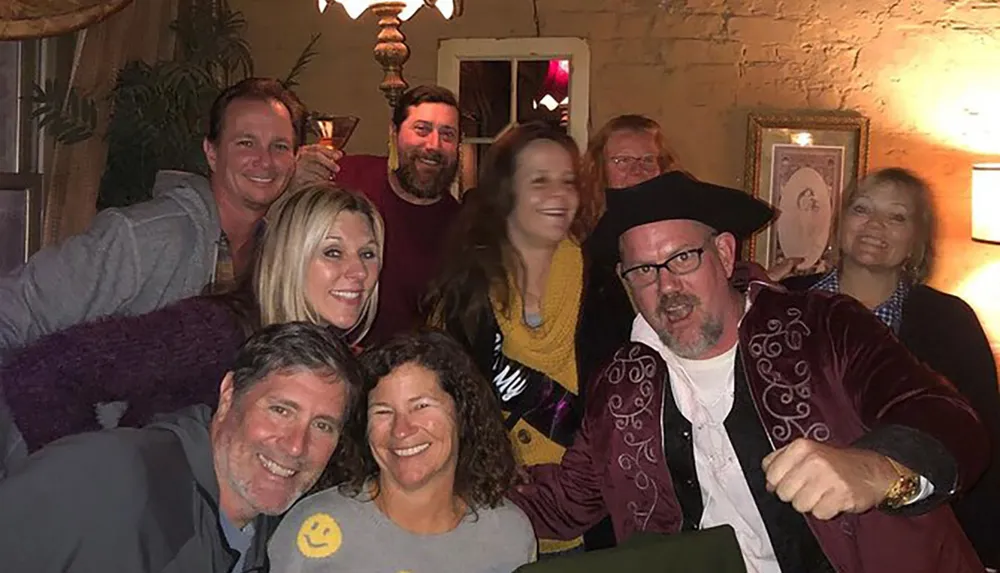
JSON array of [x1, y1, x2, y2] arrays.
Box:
[[425, 121, 598, 556]]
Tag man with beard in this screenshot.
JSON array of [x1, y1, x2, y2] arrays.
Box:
[[510, 171, 988, 573], [0, 322, 361, 573], [295, 85, 461, 344]]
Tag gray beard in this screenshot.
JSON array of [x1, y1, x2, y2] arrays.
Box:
[[658, 313, 725, 359]]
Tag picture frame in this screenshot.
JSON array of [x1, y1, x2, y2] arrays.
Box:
[[743, 113, 870, 276], [0, 173, 43, 274]]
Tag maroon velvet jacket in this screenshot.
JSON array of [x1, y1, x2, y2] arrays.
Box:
[[511, 284, 988, 573]]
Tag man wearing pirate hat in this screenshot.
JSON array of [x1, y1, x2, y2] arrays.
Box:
[[511, 171, 987, 573]]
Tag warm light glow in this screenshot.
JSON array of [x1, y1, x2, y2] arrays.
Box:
[[882, 37, 1000, 154], [534, 94, 570, 111], [972, 164, 1000, 243], [930, 89, 1000, 154], [326, 0, 454, 20], [956, 260, 1000, 358], [791, 132, 813, 146]]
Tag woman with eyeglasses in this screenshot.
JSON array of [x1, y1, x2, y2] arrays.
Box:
[[576, 116, 683, 389], [424, 121, 601, 557]]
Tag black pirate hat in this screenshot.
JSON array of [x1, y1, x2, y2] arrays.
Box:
[[593, 171, 775, 259]]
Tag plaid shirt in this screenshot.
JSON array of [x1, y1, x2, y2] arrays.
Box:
[[810, 270, 910, 333], [210, 221, 266, 294]]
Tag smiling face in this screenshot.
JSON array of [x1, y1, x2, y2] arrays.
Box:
[[506, 138, 580, 250], [393, 102, 460, 201], [604, 128, 662, 189], [619, 219, 739, 359], [212, 368, 348, 527], [367, 362, 459, 495], [204, 97, 296, 213], [840, 181, 918, 273], [304, 211, 380, 330], [295, 513, 343, 558]]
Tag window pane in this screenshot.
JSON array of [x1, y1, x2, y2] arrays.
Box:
[[459, 60, 512, 138], [0, 189, 27, 272], [0, 42, 21, 171], [516, 58, 569, 132]]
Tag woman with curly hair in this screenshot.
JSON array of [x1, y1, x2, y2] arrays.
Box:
[[269, 329, 536, 572]]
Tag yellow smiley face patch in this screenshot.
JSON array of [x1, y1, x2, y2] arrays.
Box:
[[295, 513, 343, 559]]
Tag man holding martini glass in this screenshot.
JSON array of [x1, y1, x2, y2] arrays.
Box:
[[295, 85, 462, 345]]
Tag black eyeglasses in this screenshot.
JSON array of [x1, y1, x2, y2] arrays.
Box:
[[619, 238, 714, 287], [609, 154, 659, 172]]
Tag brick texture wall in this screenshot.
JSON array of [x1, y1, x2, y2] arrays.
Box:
[[234, 0, 1000, 360]]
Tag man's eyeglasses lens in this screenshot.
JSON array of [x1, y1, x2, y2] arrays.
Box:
[[621, 248, 706, 287]]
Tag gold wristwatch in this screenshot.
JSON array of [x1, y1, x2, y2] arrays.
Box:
[[879, 456, 922, 510]]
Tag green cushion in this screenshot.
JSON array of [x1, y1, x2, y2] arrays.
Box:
[[515, 526, 746, 573]]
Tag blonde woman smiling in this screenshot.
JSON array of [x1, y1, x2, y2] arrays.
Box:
[[1, 182, 383, 452]]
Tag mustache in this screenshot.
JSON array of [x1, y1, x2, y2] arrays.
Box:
[[416, 149, 446, 164], [657, 293, 700, 314]]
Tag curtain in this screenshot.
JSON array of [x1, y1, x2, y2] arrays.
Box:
[[41, 1, 177, 245], [0, 0, 134, 40]]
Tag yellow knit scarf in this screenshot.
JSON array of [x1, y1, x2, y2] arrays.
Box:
[[492, 239, 582, 396], [492, 239, 584, 554]]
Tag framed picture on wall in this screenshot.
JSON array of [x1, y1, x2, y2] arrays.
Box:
[[0, 173, 43, 274], [743, 113, 870, 277]]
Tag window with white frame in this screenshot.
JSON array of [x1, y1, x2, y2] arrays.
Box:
[[437, 38, 590, 195]]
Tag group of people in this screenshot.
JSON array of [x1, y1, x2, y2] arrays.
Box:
[[0, 75, 997, 573]]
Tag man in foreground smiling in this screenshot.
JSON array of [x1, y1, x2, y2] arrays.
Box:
[[0, 322, 361, 572], [510, 171, 987, 573]]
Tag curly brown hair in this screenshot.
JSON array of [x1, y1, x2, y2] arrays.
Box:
[[322, 328, 517, 510]]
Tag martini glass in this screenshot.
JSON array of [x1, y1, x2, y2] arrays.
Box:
[[312, 114, 360, 149]]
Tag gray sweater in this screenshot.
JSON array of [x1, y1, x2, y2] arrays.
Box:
[[0, 171, 221, 351], [269, 487, 537, 573], [0, 405, 278, 572]]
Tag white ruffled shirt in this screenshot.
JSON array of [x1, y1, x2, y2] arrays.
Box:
[[632, 313, 782, 573], [631, 306, 934, 573]]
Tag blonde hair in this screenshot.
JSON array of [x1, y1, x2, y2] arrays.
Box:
[[835, 168, 936, 283], [254, 183, 384, 344], [579, 114, 680, 235]]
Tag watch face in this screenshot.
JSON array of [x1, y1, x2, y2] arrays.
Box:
[[900, 475, 922, 502], [884, 475, 921, 509]]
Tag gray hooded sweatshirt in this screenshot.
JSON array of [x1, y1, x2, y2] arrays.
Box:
[[0, 171, 221, 351], [0, 404, 277, 572]]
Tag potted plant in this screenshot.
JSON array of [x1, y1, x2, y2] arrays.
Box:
[[31, 0, 320, 208]]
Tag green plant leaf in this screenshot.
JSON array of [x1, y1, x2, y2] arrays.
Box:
[[283, 33, 322, 89], [98, 0, 316, 208]]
